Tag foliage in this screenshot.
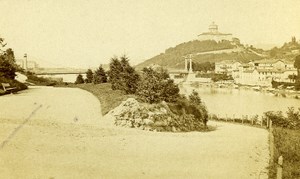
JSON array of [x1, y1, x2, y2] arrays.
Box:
[[211, 73, 233, 82], [189, 90, 202, 105], [264, 108, 300, 129], [192, 61, 215, 72], [137, 67, 179, 103], [85, 69, 93, 83], [93, 65, 107, 84], [294, 55, 300, 79], [136, 40, 262, 70], [0, 49, 17, 80], [75, 74, 84, 84], [271, 128, 300, 179], [108, 55, 139, 94], [168, 94, 208, 126]]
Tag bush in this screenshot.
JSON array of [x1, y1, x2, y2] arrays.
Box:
[[75, 74, 84, 84], [264, 108, 300, 129], [137, 67, 179, 103]]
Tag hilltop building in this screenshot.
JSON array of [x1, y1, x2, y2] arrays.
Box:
[[198, 22, 233, 42]]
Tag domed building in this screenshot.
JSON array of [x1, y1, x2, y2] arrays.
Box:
[[198, 22, 233, 42]]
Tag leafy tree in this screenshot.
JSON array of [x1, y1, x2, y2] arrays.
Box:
[[93, 65, 107, 84], [137, 67, 179, 103], [294, 55, 300, 80], [75, 74, 84, 84], [85, 69, 93, 83]]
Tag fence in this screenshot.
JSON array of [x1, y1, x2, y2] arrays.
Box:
[[208, 113, 265, 127]]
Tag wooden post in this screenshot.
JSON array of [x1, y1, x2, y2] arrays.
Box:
[[267, 118, 269, 128], [270, 120, 272, 131], [277, 156, 283, 179]]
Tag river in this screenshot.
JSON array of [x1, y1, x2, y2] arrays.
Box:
[[180, 84, 300, 118], [37, 74, 86, 83]]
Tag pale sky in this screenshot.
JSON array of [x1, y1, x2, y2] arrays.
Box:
[[0, 0, 299, 68]]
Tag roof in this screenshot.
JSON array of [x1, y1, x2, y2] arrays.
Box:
[[198, 32, 232, 36]]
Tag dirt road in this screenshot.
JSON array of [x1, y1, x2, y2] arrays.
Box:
[[0, 86, 269, 178]]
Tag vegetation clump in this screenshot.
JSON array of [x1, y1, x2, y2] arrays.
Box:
[[0, 37, 27, 94]]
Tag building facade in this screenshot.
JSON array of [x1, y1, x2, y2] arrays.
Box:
[[198, 22, 233, 42]]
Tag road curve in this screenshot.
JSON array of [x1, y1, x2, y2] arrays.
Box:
[[0, 86, 269, 179]]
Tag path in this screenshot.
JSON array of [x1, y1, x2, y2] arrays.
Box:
[[0, 86, 269, 178]]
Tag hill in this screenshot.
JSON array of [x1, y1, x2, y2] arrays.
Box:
[[136, 40, 263, 70], [268, 37, 300, 60]]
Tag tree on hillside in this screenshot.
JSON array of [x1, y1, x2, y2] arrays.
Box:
[[93, 65, 107, 84], [294, 55, 300, 80], [85, 69, 93, 83], [137, 67, 179, 103], [75, 74, 84, 84]]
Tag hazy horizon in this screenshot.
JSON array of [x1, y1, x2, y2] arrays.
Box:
[[0, 0, 299, 68]]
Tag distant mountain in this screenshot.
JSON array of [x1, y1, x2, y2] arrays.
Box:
[[136, 40, 264, 70]]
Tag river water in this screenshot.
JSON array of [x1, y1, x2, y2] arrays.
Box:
[[37, 74, 86, 83], [180, 84, 300, 118]]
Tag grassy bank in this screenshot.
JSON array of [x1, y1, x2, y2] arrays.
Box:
[[270, 128, 300, 178], [57, 83, 135, 115]]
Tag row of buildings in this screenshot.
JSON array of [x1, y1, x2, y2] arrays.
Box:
[[215, 59, 297, 86]]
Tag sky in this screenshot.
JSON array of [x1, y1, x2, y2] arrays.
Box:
[[0, 0, 300, 68]]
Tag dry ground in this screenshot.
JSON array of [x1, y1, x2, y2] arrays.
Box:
[[0, 86, 269, 179]]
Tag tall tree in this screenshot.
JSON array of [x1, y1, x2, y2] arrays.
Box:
[[85, 69, 93, 83], [294, 55, 300, 80], [108, 57, 122, 90], [119, 55, 139, 94], [93, 65, 107, 84], [75, 74, 84, 84]]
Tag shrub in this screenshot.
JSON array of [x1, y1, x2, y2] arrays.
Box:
[[75, 74, 84, 84], [137, 67, 179, 103], [264, 108, 300, 129]]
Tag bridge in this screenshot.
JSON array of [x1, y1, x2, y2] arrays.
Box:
[[31, 68, 87, 75]]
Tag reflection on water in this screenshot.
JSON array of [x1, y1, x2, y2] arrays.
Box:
[[180, 84, 300, 118]]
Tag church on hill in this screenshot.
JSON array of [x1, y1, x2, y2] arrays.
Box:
[[198, 22, 233, 42]]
